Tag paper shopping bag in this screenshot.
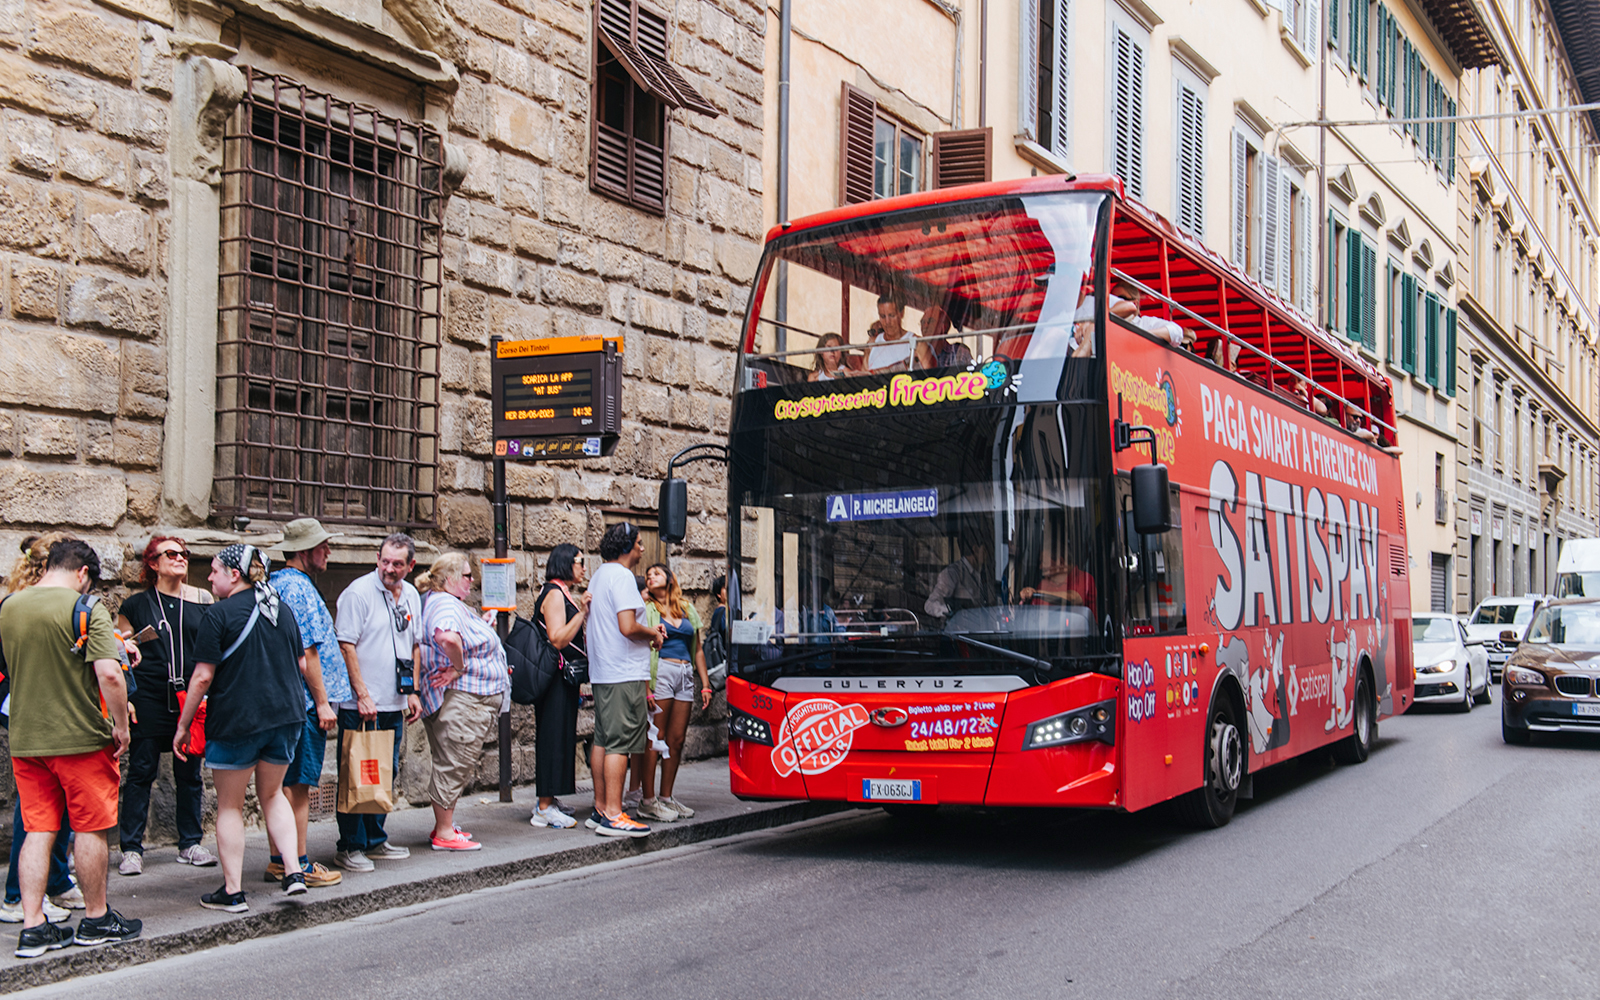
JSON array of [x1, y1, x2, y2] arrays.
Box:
[[338, 725, 396, 814]]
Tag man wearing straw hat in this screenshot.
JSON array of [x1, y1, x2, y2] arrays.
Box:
[[265, 518, 343, 888]]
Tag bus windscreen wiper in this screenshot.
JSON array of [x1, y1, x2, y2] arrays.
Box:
[[946, 632, 1053, 673]]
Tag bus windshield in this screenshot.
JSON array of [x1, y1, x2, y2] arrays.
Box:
[[727, 400, 1114, 681]]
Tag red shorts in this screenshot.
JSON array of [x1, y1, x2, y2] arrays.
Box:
[[12, 747, 120, 834]]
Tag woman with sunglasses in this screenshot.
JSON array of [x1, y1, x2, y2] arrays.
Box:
[[113, 537, 218, 875]]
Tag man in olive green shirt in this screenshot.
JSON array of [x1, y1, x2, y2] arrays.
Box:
[[0, 540, 140, 955]]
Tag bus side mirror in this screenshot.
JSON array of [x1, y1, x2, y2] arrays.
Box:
[[1131, 463, 1171, 534], [659, 477, 689, 543]]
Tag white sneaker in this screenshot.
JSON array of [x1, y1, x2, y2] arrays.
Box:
[[117, 852, 143, 876], [175, 844, 218, 867], [636, 797, 679, 822], [0, 899, 68, 924], [49, 886, 84, 910], [333, 849, 375, 873], [662, 796, 696, 818], [622, 788, 643, 811], [530, 805, 577, 829]]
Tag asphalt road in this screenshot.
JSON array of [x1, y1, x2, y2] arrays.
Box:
[[17, 698, 1600, 1000]]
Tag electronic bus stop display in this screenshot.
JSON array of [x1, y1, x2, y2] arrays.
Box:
[[491, 336, 622, 459]]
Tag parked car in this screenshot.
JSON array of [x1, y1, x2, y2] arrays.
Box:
[[1410, 613, 1491, 710], [1500, 598, 1600, 745], [1554, 538, 1600, 598], [1465, 596, 1545, 682]]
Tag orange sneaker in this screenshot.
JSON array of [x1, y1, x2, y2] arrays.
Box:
[[429, 831, 482, 852], [595, 812, 651, 839]]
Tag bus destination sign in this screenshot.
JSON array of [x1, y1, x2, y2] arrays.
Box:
[[491, 335, 623, 450]]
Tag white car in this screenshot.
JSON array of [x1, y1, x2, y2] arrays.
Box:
[[1465, 596, 1544, 682], [1412, 613, 1492, 710]]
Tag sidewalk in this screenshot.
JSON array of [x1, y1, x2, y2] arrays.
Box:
[[0, 759, 847, 993]]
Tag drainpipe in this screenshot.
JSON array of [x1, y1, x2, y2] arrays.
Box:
[[1316, 12, 1327, 332], [979, 0, 988, 128], [923, 0, 963, 130], [776, 0, 791, 352]]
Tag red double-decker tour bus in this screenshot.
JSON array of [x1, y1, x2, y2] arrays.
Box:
[[717, 175, 1412, 826]]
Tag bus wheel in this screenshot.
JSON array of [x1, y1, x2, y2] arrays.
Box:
[[1175, 695, 1242, 829], [1332, 672, 1375, 764]]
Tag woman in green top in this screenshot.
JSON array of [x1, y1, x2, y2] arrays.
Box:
[[634, 564, 711, 823]]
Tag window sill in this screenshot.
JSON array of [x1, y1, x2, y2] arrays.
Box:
[[1013, 137, 1073, 176], [1280, 28, 1312, 68], [1244, 0, 1270, 17]]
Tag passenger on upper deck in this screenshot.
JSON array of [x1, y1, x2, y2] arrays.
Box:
[[1108, 280, 1192, 350], [912, 305, 974, 371], [865, 295, 913, 373], [809, 333, 848, 382]]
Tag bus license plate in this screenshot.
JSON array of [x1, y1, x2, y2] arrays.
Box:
[[862, 778, 921, 801], [1574, 703, 1600, 716]]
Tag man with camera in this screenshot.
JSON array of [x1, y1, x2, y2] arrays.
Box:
[[266, 518, 342, 888], [332, 534, 423, 872]]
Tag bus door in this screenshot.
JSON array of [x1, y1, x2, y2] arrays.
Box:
[[1115, 477, 1208, 811]]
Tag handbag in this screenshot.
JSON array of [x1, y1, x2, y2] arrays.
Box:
[[337, 723, 396, 815], [174, 690, 207, 756], [505, 615, 561, 705]]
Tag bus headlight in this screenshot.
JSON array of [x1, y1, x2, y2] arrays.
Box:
[[1025, 700, 1116, 749], [1504, 665, 1547, 687], [728, 706, 775, 746], [1417, 659, 1456, 675]]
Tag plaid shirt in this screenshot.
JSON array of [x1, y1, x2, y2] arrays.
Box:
[[417, 591, 508, 717]]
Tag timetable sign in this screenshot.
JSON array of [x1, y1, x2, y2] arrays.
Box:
[[490, 336, 623, 440]]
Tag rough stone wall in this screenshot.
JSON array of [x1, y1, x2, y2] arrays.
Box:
[[0, 0, 757, 845], [0, 0, 172, 584], [437, 0, 760, 606]]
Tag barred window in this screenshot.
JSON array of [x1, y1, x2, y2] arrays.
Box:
[[216, 69, 442, 527]]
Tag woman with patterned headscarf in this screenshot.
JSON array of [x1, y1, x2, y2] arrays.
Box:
[[172, 543, 310, 912]]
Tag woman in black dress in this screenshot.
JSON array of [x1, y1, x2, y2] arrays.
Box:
[[114, 536, 217, 874], [528, 543, 589, 829]]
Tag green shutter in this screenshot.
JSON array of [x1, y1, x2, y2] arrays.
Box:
[[1445, 307, 1458, 396], [1347, 229, 1362, 341], [1385, 260, 1397, 359], [1360, 0, 1371, 78], [1424, 292, 1440, 386], [1348, 0, 1359, 70], [1328, 210, 1338, 331], [1360, 238, 1377, 350], [1400, 273, 1417, 373], [1447, 100, 1457, 182], [1329, 0, 1340, 48], [1376, 7, 1388, 104]]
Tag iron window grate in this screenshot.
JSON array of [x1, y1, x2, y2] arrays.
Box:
[[215, 69, 442, 528]]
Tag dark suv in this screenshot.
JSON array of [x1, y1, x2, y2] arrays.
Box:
[[1500, 598, 1600, 744]]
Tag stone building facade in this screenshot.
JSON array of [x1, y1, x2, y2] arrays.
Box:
[[0, 0, 762, 834]]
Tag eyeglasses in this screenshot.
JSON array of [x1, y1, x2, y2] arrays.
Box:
[[391, 603, 412, 634], [156, 549, 190, 561]]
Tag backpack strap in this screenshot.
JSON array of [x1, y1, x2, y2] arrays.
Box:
[[70, 593, 102, 655], [219, 602, 261, 664]]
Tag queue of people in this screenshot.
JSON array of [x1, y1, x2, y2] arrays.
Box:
[[0, 520, 720, 957]]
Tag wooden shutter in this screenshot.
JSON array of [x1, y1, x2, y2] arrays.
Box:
[[1262, 157, 1282, 289], [1175, 78, 1205, 237], [1304, 0, 1319, 51], [1019, 0, 1040, 142], [1445, 306, 1458, 396], [1375, 6, 1388, 104], [932, 128, 993, 188], [1277, 169, 1293, 299], [1111, 24, 1145, 199], [1447, 100, 1457, 182], [1297, 191, 1315, 315], [1385, 260, 1397, 357], [1360, 237, 1377, 350], [1433, 292, 1446, 385], [1328, 0, 1340, 49], [840, 82, 876, 206], [1050, 0, 1072, 159], [1345, 228, 1360, 340], [1231, 130, 1249, 267], [1359, 0, 1371, 78], [1400, 272, 1417, 372]]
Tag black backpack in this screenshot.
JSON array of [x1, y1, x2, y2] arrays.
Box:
[[503, 615, 561, 705]]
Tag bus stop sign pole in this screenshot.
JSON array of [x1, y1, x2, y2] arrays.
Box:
[[491, 335, 513, 803]]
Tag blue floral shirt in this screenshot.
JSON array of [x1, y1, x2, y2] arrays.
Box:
[[269, 567, 350, 708]]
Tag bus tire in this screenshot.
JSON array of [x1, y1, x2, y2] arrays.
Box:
[[1332, 670, 1375, 764], [1174, 693, 1242, 829]]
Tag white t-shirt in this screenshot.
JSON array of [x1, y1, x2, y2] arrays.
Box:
[[333, 569, 422, 712], [586, 561, 650, 684], [867, 333, 911, 371]]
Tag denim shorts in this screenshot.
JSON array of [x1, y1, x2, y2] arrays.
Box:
[[283, 709, 328, 786], [205, 721, 303, 771]]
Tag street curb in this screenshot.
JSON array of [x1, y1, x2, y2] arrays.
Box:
[[0, 800, 852, 994]]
